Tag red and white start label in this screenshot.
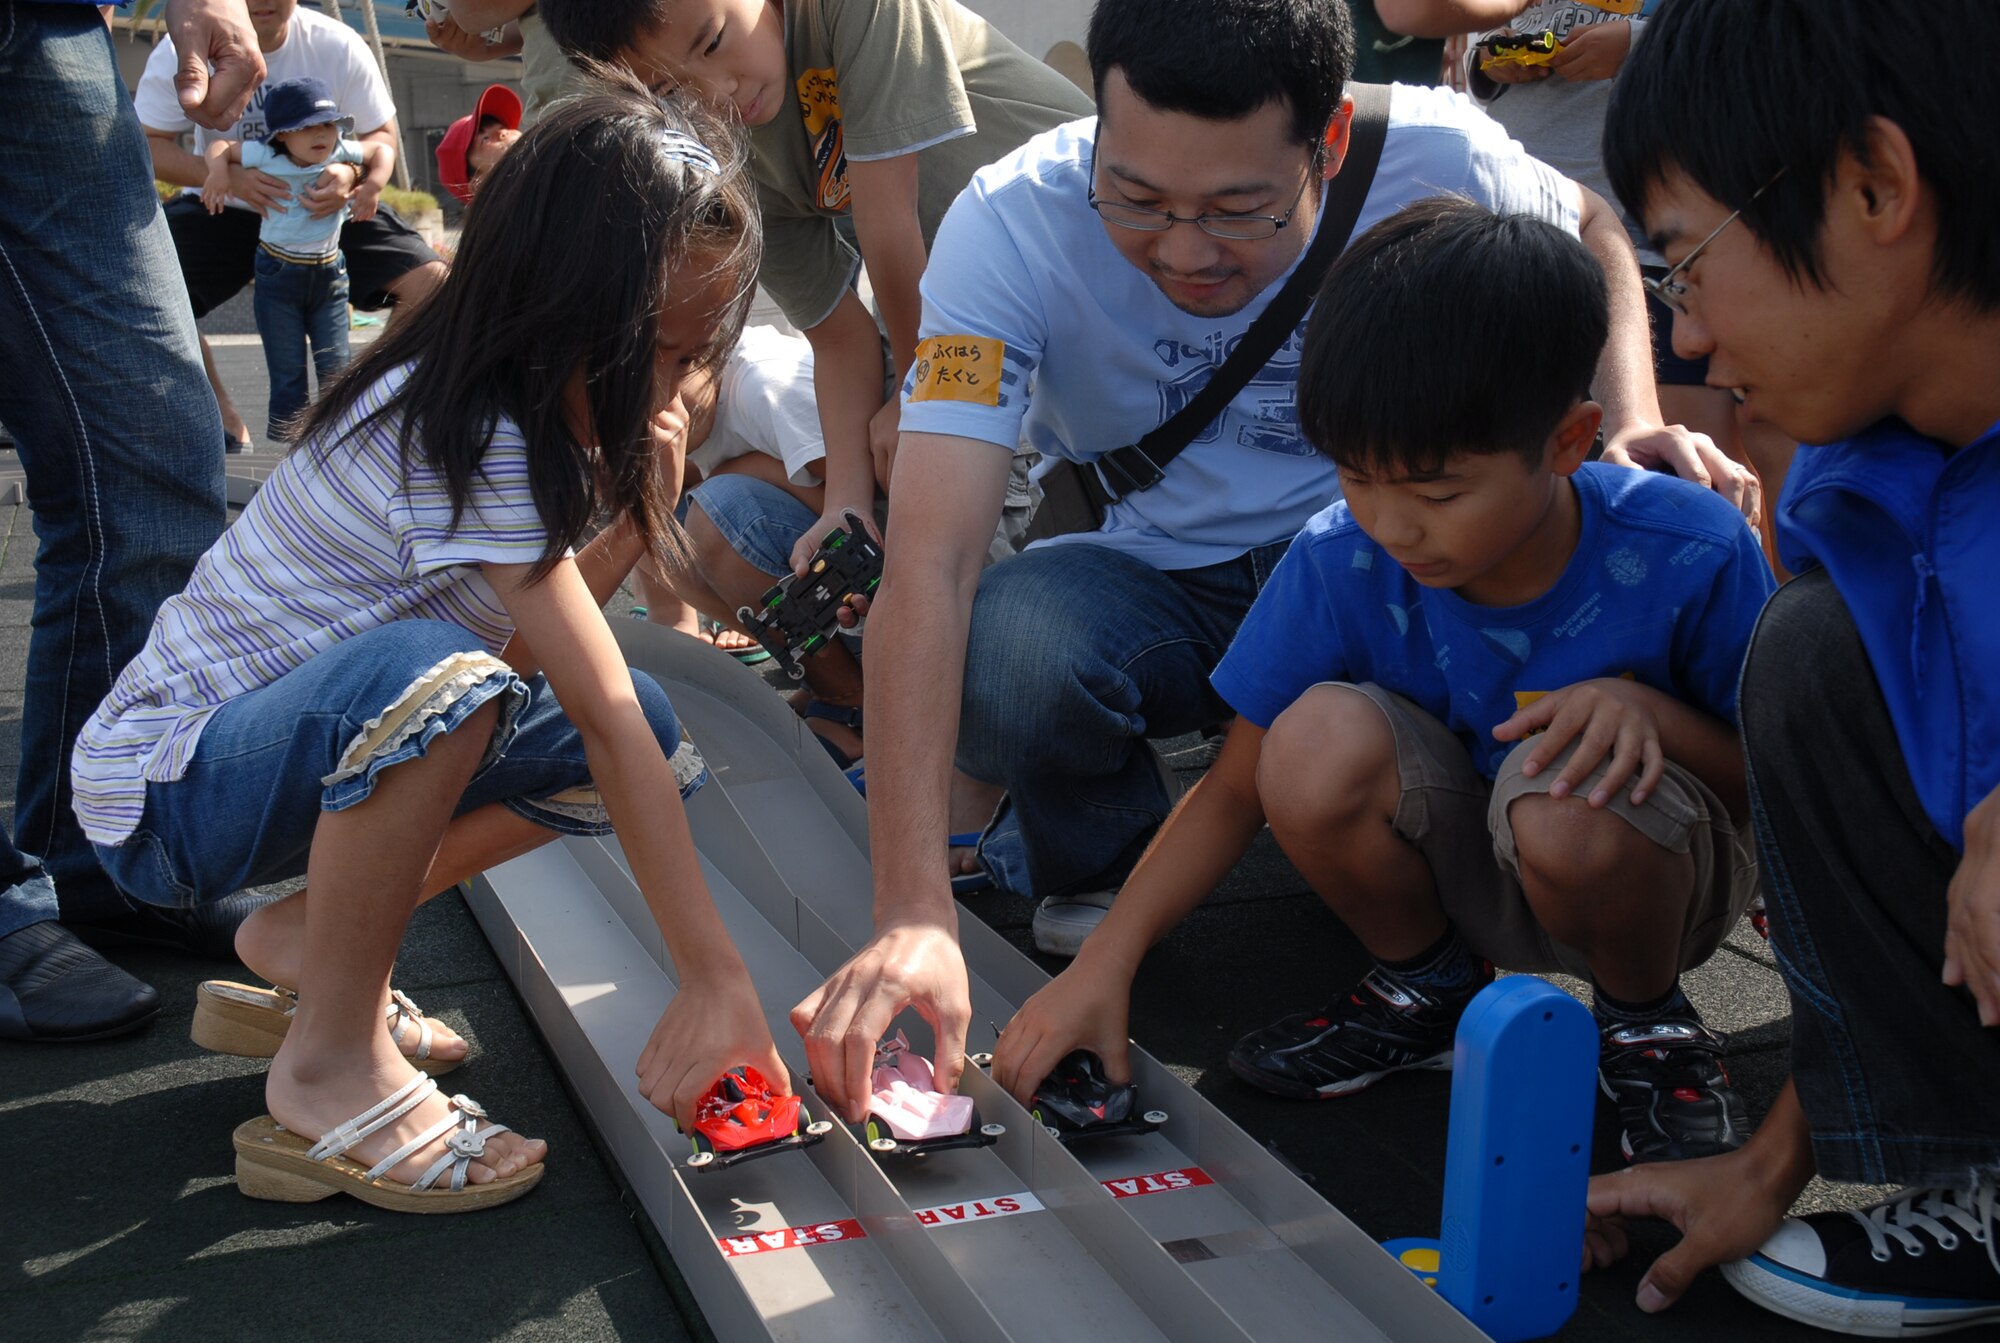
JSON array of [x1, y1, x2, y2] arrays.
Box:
[[1100, 1166, 1215, 1199], [717, 1218, 868, 1258], [912, 1191, 1045, 1226]]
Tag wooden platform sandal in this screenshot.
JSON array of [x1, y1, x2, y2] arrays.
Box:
[[233, 1073, 542, 1213], [193, 981, 464, 1075]]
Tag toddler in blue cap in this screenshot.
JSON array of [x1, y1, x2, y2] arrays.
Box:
[[202, 77, 392, 443]]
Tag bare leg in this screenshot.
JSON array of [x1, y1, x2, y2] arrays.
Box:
[[380, 261, 446, 331], [1510, 793, 1692, 1002], [262, 699, 547, 1184], [1259, 685, 1447, 961], [200, 332, 251, 446]]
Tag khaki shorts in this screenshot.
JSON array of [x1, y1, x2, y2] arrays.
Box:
[[1328, 682, 1759, 979]]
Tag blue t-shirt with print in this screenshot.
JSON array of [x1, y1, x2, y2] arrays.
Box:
[[1210, 463, 1776, 778], [242, 137, 365, 261]]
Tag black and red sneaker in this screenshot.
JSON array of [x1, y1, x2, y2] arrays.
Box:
[[1226, 961, 1494, 1099], [1597, 1014, 1748, 1162]]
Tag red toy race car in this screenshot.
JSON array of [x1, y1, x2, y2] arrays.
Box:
[[682, 1066, 832, 1171]]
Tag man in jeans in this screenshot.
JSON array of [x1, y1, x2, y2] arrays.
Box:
[[791, 0, 1761, 1121], [0, 0, 267, 1040], [1580, 1, 2000, 1335]]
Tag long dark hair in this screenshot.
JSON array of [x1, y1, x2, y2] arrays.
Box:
[[295, 78, 760, 579]]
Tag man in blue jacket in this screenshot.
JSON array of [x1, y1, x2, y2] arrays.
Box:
[[1578, 1, 2000, 1336]]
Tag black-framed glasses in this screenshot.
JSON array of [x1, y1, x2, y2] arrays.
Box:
[[1645, 169, 1786, 316], [1086, 142, 1322, 241]]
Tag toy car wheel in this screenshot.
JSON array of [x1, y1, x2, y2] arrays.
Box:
[[805, 1120, 833, 1137], [980, 1123, 1006, 1138], [1142, 1110, 1168, 1126], [869, 1137, 899, 1154], [735, 605, 757, 626], [968, 1052, 994, 1068], [685, 1150, 715, 1169], [1044, 1125, 1062, 1140]]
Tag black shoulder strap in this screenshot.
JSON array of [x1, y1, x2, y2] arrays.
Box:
[[1086, 82, 1392, 506]]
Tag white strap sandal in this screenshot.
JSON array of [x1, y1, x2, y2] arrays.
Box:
[[233, 1075, 542, 1212], [192, 981, 464, 1075]]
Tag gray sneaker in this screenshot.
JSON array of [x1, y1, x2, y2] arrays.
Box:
[[1031, 889, 1116, 957]]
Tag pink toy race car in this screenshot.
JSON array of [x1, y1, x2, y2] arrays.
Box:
[[863, 1032, 1005, 1158]]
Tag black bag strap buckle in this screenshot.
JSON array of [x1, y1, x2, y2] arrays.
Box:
[[1095, 443, 1165, 501]]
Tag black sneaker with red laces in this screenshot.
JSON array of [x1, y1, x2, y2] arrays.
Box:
[[1597, 1012, 1748, 1162]]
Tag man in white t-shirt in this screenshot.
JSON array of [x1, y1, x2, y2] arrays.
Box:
[[792, 0, 1765, 1122], [136, 0, 445, 450]]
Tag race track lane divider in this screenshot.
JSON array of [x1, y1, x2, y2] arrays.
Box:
[[464, 621, 1489, 1343]]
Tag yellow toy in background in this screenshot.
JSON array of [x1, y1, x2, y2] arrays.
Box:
[[1479, 30, 1565, 70]]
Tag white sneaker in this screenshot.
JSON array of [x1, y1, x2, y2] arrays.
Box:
[[1031, 890, 1116, 957]]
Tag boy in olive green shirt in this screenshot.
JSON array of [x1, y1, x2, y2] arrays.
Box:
[[542, 0, 1092, 566]]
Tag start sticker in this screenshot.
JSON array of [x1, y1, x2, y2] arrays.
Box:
[[913, 1191, 1045, 1227], [1101, 1166, 1215, 1200], [718, 1218, 868, 1258], [909, 335, 1005, 407]]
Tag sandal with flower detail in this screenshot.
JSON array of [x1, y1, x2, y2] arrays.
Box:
[[192, 981, 465, 1075], [232, 1073, 542, 1212]]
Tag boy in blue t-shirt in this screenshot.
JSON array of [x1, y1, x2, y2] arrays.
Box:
[[201, 78, 390, 443], [991, 195, 1775, 1166]]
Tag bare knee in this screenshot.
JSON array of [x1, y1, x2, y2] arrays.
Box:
[[1259, 686, 1399, 840]]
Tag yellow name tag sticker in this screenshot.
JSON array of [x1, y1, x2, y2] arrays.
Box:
[[910, 336, 1005, 406]]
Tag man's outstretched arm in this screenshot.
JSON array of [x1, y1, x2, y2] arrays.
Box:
[[791, 431, 1014, 1121]]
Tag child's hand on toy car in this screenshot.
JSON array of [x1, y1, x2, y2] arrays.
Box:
[[1549, 20, 1632, 82], [636, 969, 790, 1129], [992, 966, 1133, 1106]]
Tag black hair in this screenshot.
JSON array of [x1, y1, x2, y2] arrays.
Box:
[[1605, 0, 2000, 310], [1297, 196, 1607, 476], [539, 0, 669, 64], [1086, 0, 1353, 146], [476, 113, 506, 132], [295, 79, 759, 580]]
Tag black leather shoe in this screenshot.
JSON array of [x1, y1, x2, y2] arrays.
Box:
[[70, 889, 283, 961], [0, 920, 160, 1042]]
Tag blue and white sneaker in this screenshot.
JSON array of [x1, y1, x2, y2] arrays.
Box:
[[1722, 1183, 2000, 1336]]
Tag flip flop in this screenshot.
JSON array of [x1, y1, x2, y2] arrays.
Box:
[[704, 617, 772, 665], [192, 981, 465, 1075], [949, 831, 994, 896], [802, 699, 863, 770], [233, 1073, 541, 1212]]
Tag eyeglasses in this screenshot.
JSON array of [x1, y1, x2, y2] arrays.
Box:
[[1086, 143, 1321, 241], [1645, 169, 1785, 316]]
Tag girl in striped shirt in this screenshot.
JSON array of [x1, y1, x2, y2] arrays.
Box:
[[71, 87, 783, 1212]]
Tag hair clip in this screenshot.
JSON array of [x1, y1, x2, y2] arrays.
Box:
[[659, 128, 721, 176]]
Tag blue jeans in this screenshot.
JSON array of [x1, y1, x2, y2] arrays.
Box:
[[93, 620, 706, 907], [253, 249, 349, 440], [1741, 570, 1995, 1186], [0, 2, 228, 935], [685, 472, 819, 577], [958, 539, 1290, 900]]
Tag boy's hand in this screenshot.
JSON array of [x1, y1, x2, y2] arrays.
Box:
[[786, 504, 882, 630], [227, 164, 291, 218], [1549, 20, 1632, 82], [636, 962, 790, 1129], [991, 962, 1133, 1106], [1944, 785, 2000, 1025], [1585, 1149, 1794, 1312], [425, 12, 522, 60], [1493, 678, 1664, 807]]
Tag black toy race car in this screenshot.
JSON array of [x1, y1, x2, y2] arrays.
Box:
[[1028, 1050, 1168, 1144], [736, 511, 883, 680]]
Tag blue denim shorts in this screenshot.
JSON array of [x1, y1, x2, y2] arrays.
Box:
[[92, 619, 706, 908], [683, 473, 819, 578]]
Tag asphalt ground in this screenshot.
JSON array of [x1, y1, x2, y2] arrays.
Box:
[[0, 302, 1949, 1343]]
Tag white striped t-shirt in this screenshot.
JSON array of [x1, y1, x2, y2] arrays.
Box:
[[72, 366, 552, 846]]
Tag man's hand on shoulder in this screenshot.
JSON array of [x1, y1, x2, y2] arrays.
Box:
[[164, 0, 265, 130], [790, 916, 970, 1123], [1601, 420, 1762, 527]]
